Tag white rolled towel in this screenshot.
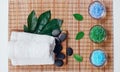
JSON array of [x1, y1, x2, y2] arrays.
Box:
[[8, 32, 55, 65]]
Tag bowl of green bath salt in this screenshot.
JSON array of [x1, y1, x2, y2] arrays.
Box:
[[89, 25, 106, 43]]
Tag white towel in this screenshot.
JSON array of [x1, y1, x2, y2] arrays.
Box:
[[8, 32, 55, 66]]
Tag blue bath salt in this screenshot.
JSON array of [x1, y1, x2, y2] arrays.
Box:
[[90, 50, 107, 67], [89, 1, 105, 19]]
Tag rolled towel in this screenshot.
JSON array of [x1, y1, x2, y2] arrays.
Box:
[[10, 32, 54, 44], [8, 32, 55, 65]]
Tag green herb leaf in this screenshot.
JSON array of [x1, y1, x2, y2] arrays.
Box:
[[75, 31, 84, 40], [73, 14, 83, 21], [24, 25, 29, 32], [35, 10, 51, 33], [27, 10, 37, 32], [73, 54, 83, 62], [55, 19, 63, 27], [40, 19, 63, 35]]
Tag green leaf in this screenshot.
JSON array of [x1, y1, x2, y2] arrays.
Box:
[[55, 19, 63, 27], [40, 19, 63, 35], [73, 14, 83, 21], [73, 54, 83, 62], [35, 10, 51, 33], [75, 31, 84, 40], [27, 10, 37, 32], [24, 25, 29, 32]]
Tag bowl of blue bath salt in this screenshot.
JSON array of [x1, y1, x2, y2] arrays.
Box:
[[90, 49, 107, 67], [88, 1, 106, 19]]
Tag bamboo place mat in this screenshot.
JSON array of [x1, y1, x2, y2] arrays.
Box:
[[9, 0, 113, 72]]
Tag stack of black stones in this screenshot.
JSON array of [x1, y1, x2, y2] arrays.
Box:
[[52, 29, 73, 67]]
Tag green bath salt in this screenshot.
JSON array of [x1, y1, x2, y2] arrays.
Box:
[[89, 25, 106, 43]]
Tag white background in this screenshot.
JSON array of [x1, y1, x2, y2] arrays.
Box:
[[0, 0, 119, 72], [0, 0, 8, 72], [113, 0, 120, 72]]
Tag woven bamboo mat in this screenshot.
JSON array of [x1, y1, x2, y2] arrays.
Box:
[[9, 0, 113, 72]]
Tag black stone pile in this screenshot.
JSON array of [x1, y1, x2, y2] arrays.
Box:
[[52, 29, 73, 67]]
